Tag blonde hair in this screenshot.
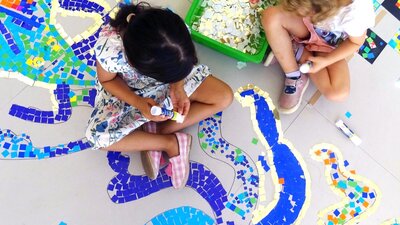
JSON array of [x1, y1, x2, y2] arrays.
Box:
[[280, 0, 352, 23]]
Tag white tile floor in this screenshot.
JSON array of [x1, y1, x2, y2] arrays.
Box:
[[0, 0, 399, 225]]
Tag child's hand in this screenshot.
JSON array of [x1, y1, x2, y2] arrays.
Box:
[[305, 56, 330, 74], [170, 82, 190, 117], [137, 97, 168, 122]]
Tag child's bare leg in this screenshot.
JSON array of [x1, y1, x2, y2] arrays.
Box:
[[102, 130, 179, 157], [158, 75, 233, 134], [261, 5, 309, 73], [308, 52, 350, 101]]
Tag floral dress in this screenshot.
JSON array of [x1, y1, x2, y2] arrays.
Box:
[[86, 25, 210, 149]]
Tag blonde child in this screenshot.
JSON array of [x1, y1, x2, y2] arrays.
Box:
[[262, 0, 375, 114], [86, 3, 233, 189]]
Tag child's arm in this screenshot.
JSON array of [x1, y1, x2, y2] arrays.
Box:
[[306, 32, 366, 73], [96, 61, 168, 122]]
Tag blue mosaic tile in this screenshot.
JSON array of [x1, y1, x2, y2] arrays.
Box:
[[238, 88, 308, 225], [0, 128, 92, 159], [199, 112, 259, 221], [58, 0, 106, 16], [9, 83, 71, 123], [107, 151, 229, 224], [145, 206, 215, 225]]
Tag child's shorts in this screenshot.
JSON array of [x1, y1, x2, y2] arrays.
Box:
[[293, 17, 347, 53]]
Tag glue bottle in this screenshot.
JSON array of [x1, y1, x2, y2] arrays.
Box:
[[150, 106, 185, 123], [299, 61, 313, 73], [335, 119, 362, 146]]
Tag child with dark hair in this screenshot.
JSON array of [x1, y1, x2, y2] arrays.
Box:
[[86, 2, 233, 189]]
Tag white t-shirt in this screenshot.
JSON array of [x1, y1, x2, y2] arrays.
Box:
[[314, 0, 375, 37]]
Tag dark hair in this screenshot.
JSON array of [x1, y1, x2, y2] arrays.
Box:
[[109, 2, 198, 83]]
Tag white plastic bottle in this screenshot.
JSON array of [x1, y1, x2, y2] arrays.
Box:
[[299, 61, 313, 73], [150, 106, 185, 123]]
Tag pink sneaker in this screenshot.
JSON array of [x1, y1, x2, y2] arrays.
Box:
[[263, 42, 304, 67], [141, 122, 163, 180], [169, 132, 192, 189], [278, 74, 309, 114]]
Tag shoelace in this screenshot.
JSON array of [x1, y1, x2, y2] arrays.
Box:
[[284, 77, 302, 94]]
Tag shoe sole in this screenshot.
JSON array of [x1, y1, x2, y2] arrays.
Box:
[[278, 77, 310, 115], [263, 51, 276, 67], [141, 151, 157, 180]]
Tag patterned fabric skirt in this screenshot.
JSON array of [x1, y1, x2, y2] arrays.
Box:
[[86, 66, 210, 149]]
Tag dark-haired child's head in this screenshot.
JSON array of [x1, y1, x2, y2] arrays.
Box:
[[110, 2, 198, 83]]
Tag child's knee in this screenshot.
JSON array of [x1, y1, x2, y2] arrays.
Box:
[[261, 6, 283, 28], [208, 78, 233, 109], [211, 84, 233, 111], [324, 87, 350, 102], [219, 86, 234, 109]]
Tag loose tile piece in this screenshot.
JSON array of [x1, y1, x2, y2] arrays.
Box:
[[345, 111, 352, 119], [191, 0, 277, 54]]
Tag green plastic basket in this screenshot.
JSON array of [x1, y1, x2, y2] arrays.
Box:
[[185, 0, 270, 63]]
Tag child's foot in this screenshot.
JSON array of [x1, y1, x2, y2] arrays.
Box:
[[140, 122, 167, 180], [169, 132, 192, 189], [278, 73, 309, 114]]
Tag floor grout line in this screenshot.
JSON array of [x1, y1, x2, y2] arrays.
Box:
[[0, 85, 28, 111], [283, 103, 308, 134]]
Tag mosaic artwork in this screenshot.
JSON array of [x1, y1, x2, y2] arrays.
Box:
[[107, 151, 226, 224], [104, 85, 313, 224], [358, 29, 387, 64], [311, 144, 381, 225], [198, 112, 260, 223], [235, 85, 311, 225], [0, 0, 397, 224], [144, 207, 215, 225], [0, 128, 91, 159], [382, 0, 400, 21], [388, 28, 400, 55], [0, 0, 113, 159]]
